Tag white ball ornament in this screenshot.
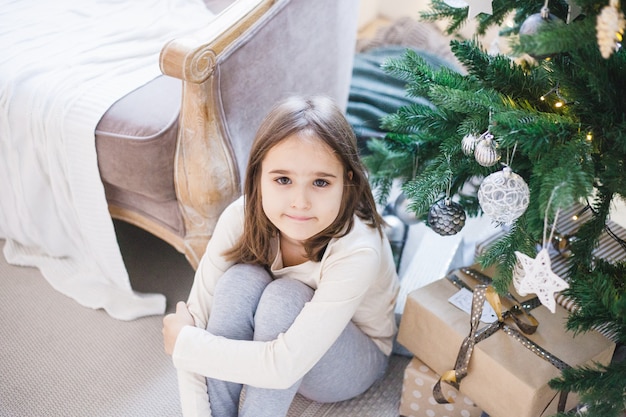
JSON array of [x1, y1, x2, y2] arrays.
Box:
[[478, 166, 530, 225]]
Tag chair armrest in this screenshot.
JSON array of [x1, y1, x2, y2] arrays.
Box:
[[158, 0, 277, 268], [160, 0, 274, 83]]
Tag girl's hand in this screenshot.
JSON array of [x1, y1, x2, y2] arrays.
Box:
[[162, 301, 195, 355]]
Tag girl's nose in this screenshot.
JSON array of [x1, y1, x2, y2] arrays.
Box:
[[290, 187, 311, 209]]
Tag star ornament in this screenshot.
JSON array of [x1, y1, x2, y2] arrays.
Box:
[[443, 0, 493, 19], [513, 248, 569, 313]]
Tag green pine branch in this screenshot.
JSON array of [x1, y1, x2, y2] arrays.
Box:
[[549, 360, 626, 417], [566, 259, 626, 341], [477, 215, 537, 294]]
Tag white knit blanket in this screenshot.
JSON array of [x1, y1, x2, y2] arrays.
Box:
[[0, 0, 215, 320]]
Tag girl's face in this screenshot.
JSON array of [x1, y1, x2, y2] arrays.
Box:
[[260, 133, 345, 247]]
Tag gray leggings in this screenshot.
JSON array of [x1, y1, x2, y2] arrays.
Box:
[[205, 264, 388, 417]]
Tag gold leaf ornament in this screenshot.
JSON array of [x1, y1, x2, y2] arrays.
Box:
[[596, 0, 625, 58]]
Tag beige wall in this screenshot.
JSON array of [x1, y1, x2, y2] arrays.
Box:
[[378, 0, 427, 20], [357, 0, 380, 28], [358, 0, 430, 27], [358, 0, 506, 53]]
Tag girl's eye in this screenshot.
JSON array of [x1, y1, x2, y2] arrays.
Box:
[[275, 177, 291, 185], [313, 179, 329, 187]]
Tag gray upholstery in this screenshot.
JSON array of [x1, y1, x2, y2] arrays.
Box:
[[94, 0, 360, 263], [217, 0, 356, 179], [96, 76, 183, 235]]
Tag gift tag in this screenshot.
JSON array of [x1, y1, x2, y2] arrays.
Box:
[[448, 288, 498, 323]]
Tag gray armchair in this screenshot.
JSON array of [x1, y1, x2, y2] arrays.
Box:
[[95, 0, 360, 268]]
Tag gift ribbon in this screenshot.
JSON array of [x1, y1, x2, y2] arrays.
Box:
[[501, 324, 570, 371], [433, 284, 499, 403], [460, 268, 540, 335], [434, 273, 571, 412]]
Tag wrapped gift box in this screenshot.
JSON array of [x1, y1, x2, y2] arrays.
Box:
[[400, 356, 483, 417], [397, 272, 616, 417], [476, 204, 626, 335]]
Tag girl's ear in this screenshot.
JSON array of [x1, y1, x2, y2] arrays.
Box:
[[347, 170, 354, 181]]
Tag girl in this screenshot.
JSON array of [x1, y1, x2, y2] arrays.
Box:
[[163, 95, 400, 417]]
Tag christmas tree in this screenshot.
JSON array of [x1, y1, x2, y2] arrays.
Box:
[[363, 0, 625, 415]]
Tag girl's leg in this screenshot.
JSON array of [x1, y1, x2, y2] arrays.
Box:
[[298, 321, 388, 403], [239, 278, 314, 417], [240, 278, 388, 417], [205, 264, 273, 417]]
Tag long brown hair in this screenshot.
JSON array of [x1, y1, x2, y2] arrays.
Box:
[[223, 96, 383, 265]]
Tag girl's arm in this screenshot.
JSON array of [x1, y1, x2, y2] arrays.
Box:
[[172, 242, 386, 389], [167, 198, 243, 417], [176, 369, 214, 417]]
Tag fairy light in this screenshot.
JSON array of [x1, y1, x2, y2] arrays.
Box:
[[586, 132, 593, 141], [572, 205, 591, 221], [540, 83, 568, 108]]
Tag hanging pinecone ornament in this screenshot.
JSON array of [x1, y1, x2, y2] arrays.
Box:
[[461, 133, 479, 156], [473, 133, 501, 167], [596, 0, 625, 59], [478, 166, 530, 225], [428, 198, 467, 236]]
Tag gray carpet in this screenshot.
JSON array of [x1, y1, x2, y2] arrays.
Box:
[[0, 219, 409, 417]]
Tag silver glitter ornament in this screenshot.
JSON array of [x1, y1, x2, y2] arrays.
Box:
[[383, 214, 407, 266], [473, 133, 501, 167], [461, 133, 479, 156], [520, 10, 562, 36], [478, 166, 530, 225], [428, 198, 466, 236], [394, 193, 420, 225], [383, 214, 406, 244], [519, 8, 563, 60]]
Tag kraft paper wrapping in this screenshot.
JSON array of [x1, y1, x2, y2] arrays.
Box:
[[397, 276, 616, 417], [400, 356, 483, 417]]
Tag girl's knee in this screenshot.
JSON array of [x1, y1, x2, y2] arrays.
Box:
[[207, 264, 273, 337], [214, 264, 272, 295], [260, 278, 314, 308], [253, 279, 313, 340], [220, 263, 270, 282]]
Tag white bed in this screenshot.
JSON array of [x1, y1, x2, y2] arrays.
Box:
[[0, 0, 216, 319]]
